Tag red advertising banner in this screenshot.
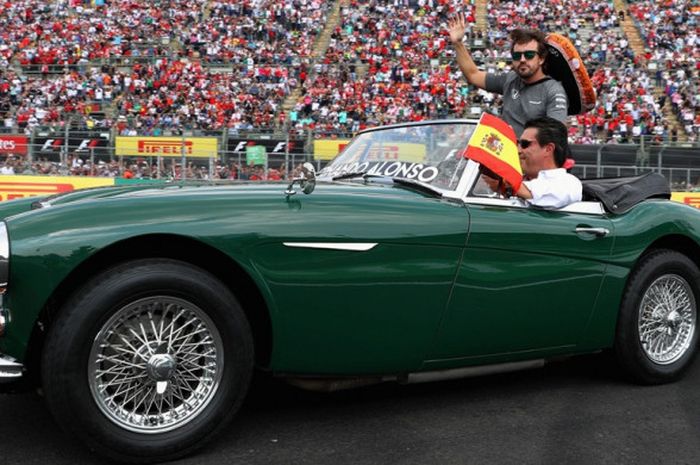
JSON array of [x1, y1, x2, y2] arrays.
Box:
[[0, 135, 29, 155]]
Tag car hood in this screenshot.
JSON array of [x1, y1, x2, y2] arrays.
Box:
[[8, 180, 443, 209], [0, 178, 464, 223], [3, 178, 469, 254]]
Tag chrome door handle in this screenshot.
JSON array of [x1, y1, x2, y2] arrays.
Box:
[[575, 227, 610, 237]]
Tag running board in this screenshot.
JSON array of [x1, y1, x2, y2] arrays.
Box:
[[283, 359, 546, 392], [404, 359, 545, 384]]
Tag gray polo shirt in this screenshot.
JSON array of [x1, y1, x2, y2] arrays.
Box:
[[485, 71, 568, 136]]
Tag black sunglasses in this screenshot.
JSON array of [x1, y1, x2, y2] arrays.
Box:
[[517, 139, 536, 148], [511, 50, 539, 61]]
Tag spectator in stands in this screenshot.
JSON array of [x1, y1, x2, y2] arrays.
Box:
[[448, 13, 568, 136]]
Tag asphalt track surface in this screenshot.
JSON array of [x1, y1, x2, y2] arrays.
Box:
[[2, 353, 700, 465]]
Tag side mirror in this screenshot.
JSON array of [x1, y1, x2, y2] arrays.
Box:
[[285, 162, 317, 196]]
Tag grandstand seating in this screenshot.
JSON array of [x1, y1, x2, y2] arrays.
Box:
[[0, 0, 696, 152], [627, 0, 699, 142]]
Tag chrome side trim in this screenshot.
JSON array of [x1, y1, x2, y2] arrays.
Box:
[[283, 242, 378, 252], [465, 196, 606, 215], [0, 355, 23, 382]]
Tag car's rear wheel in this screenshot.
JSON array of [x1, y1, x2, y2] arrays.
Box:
[[615, 249, 699, 384], [41, 259, 254, 463]]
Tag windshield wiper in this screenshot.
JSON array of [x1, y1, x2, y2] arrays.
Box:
[[391, 177, 443, 198], [331, 171, 369, 181], [331, 172, 391, 182]]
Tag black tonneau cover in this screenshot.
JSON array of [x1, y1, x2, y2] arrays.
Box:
[[581, 172, 671, 214]]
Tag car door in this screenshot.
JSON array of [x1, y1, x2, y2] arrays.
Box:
[[246, 186, 470, 375], [428, 198, 614, 364]]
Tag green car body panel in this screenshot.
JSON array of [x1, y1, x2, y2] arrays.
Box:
[[0, 182, 470, 374], [424, 199, 700, 369], [1, 178, 698, 378]]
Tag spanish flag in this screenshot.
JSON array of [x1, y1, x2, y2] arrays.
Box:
[[465, 113, 522, 191]]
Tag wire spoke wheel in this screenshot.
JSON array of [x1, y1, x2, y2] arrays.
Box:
[[638, 274, 696, 365], [89, 296, 224, 433]]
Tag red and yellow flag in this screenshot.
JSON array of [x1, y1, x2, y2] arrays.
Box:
[[465, 113, 522, 190]]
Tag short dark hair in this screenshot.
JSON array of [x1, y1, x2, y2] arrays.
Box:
[[510, 29, 548, 60], [524, 117, 569, 167]]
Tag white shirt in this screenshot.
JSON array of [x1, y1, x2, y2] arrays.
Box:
[[523, 168, 582, 209]]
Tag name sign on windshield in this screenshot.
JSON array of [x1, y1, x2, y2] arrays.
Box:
[[321, 161, 439, 183]]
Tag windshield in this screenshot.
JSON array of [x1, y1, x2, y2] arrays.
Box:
[[318, 121, 476, 192]]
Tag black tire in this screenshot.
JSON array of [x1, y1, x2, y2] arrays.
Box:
[[615, 249, 699, 385], [41, 259, 254, 463]]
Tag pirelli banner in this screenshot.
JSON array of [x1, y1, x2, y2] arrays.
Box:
[[672, 192, 700, 209], [0, 175, 114, 202], [116, 137, 218, 158]]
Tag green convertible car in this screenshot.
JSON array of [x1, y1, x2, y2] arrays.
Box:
[[0, 120, 698, 462]]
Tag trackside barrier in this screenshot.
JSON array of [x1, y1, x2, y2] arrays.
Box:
[[671, 193, 700, 209], [0, 175, 700, 213], [0, 176, 164, 202], [0, 175, 114, 202]]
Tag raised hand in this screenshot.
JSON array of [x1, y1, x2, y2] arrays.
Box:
[[447, 13, 467, 45]]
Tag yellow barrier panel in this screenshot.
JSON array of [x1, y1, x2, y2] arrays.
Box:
[[116, 137, 218, 158], [671, 192, 700, 209], [313, 139, 351, 161], [0, 176, 114, 202]]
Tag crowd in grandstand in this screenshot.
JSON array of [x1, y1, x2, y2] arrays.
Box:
[[628, 0, 699, 142], [0, 0, 697, 180], [0, 0, 330, 134]]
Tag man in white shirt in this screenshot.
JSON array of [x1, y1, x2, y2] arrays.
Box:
[[483, 116, 582, 209]]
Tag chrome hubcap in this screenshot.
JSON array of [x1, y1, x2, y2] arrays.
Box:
[[89, 297, 224, 433], [146, 353, 177, 382], [638, 274, 696, 365]]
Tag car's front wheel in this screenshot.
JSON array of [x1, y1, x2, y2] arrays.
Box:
[[41, 259, 254, 463], [615, 249, 699, 384]]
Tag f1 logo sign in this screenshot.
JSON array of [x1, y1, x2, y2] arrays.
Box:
[[41, 139, 64, 152]]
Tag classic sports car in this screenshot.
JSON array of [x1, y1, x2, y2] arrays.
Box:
[[0, 120, 698, 463]]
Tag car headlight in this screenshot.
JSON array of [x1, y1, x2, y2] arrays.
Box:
[[0, 221, 8, 295]]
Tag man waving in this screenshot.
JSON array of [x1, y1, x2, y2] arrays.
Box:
[[448, 13, 568, 136]]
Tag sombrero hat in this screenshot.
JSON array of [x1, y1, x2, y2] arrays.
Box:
[[545, 33, 597, 115]]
